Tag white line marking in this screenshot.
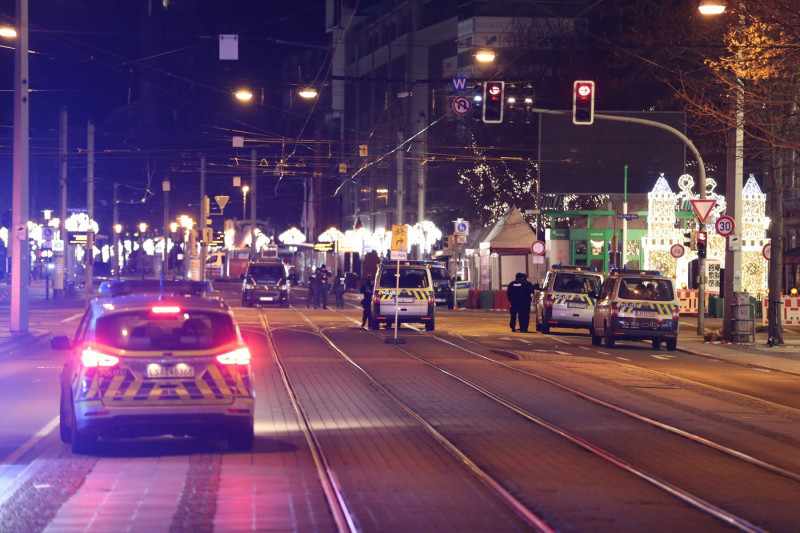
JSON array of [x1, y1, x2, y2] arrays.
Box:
[[61, 313, 83, 323], [616, 357, 632, 361], [0, 416, 59, 477]]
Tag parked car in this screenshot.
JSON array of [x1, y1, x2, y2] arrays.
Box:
[[371, 260, 435, 331]]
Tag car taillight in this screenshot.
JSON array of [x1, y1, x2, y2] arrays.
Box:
[[81, 348, 120, 368], [545, 294, 553, 308], [428, 291, 434, 304], [672, 307, 679, 320], [610, 303, 619, 318], [151, 305, 181, 314], [216, 346, 251, 365], [373, 293, 381, 305]]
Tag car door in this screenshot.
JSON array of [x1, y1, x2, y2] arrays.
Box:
[[593, 278, 616, 335]]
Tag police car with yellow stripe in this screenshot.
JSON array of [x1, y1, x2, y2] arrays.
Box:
[[590, 269, 679, 350], [534, 265, 604, 334], [371, 260, 435, 331], [51, 293, 255, 453]]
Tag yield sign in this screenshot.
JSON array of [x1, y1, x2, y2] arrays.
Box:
[[690, 199, 716, 223]]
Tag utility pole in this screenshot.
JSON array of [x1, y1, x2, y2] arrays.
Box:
[[163, 179, 170, 280], [112, 183, 119, 279], [55, 107, 67, 297], [11, 0, 29, 333], [396, 130, 405, 225], [85, 121, 94, 305], [199, 157, 206, 282], [250, 148, 257, 261]]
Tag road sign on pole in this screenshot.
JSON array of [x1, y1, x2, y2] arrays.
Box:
[[690, 199, 717, 223], [715, 215, 734, 237]]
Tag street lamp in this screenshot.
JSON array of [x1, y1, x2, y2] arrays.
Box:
[[700, 0, 745, 342], [241, 184, 249, 219], [114, 223, 122, 280], [298, 87, 318, 99], [474, 49, 496, 62], [138, 222, 147, 280]]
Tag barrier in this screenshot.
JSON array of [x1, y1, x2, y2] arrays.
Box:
[[494, 290, 510, 311], [467, 289, 481, 309], [479, 290, 495, 309], [761, 296, 800, 326], [678, 289, 706, 316]]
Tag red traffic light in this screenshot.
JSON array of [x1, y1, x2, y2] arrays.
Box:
[[696, 231, 707, 244], [572, 80, 595, 125], [487, 83, 502, 97], [576, 83, 592, 98]]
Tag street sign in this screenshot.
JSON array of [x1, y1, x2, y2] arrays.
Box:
[[42, 227, 54, 240], [454, 220, 469, 235], [390, 250, 407, 261], [690, 199, 717, 224], [215, 195, 229, 210], [715, 215, 734, 237], [531, 240, 546, 256], [456, 235, 467, 244], [452, 96, 472, 115], [452, 76, 468, 91], [616, 213, 638, 220], [391, 225, 408, 252], [670, 243, 685, 259], [762, 243, 771, 261]]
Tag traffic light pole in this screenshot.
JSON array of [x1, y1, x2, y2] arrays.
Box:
[[534, 108, 708, 335]]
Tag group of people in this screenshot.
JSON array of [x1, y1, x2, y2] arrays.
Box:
[[306, 264, 346, 310], [506, 272, 535, 333]]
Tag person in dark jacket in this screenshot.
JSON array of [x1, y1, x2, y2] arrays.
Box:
[[507, 272, 534, 332], [307, 273, 319, 309], [332, 270, 345, 309], [360, 275, 374, 328], [317, 264, 331, 309]]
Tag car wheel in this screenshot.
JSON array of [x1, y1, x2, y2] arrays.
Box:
[[540, 321, 550, 334], [447, 302, 454, 310], [603, 322, 615, 348], [241, 299, 249, 308], [70, 402, 95, 454], [281, 300, 290, 308], [590, 324, 602, 346], [652, 338, 662, 350], [666, 337, 677, 351], [59, 393, 71, 444], [425, 317, 435, 331], [228, 426, 254, 452], [535, 313, 542, 332], [369, 318, 379, 330]]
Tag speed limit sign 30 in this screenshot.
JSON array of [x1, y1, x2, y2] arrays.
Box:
[[715, 215, 735, 237]]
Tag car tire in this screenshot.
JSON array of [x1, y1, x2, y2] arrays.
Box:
[[59, 394, 71, 444], [540, 321, 550, 334], [369, 317, 379, 330], [242, 299, 249, 308], [281, 300, 289, 308], [447, 302, 454, 310], [603, 322, 615, 348], [425, 317, 435, 331], [228, 426, 254, 452], [70, 402, 95, 454], [535, 314, 542, 332], [652, 338, 662, 350], [666, 337, 677, 351], [590, 324, 602, 346]]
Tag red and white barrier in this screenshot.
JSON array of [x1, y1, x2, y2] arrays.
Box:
[[762, 296, 800, 325], [677, 289, 707, 316]]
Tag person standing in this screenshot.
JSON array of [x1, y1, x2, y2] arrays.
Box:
[[307, 272, 319, 309], [360, 275, 374, 328], [332, 269, 345, 309], [507, 272, 533, 332], [317, 264, 331, 309]]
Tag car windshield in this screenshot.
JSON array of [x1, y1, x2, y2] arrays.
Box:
[[553, 273, 602, 294], [618, 278, 674, 302], [248, 266, 284, 280], [95, 310, 237, 350], [379, 268, 430, 288]]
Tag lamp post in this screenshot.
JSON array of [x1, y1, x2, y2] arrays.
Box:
[[138, 222, 147, 280], [169, 222, 178, 279], [241, 184, 249, 220], [700, 0, 745, 341], [114, 223, 122, 280]]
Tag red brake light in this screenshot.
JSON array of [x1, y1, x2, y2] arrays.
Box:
[[151, 305, 181, 314], [216, 346, 251, 365], [610, 303, 619, 317], [545, 294, 553, 308], [81, 348, 120, 368]]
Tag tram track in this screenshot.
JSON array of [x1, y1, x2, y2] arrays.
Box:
[[283, 306, 800, 532]]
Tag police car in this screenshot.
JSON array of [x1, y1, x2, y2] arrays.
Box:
[[533, 265, 604, 334], [371, 260, 435, 331], [590, 269, 679, 350], [241, 259, 290, 307], [51, 294, 255, 453], [426, 261, 456, 309]]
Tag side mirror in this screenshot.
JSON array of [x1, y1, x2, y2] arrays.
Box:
[[50, 335, 72, 350]]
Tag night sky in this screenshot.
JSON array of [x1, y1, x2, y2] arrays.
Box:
[[0, 0, 327, 235]]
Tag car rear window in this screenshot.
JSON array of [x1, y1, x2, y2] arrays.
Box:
[[553, 273, 602, 294], [95, 310, 237, 350], [618, 278, 674, 302], [429, 268, 450, 281], [378, 268, 430, 289]]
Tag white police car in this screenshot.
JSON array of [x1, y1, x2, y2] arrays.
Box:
[[51, 294, 255, 453], [534, 265, 604, 334]]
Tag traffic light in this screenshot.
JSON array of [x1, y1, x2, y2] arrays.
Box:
[[472, 83, 483, 122], [483, 81, 504, 123], [505, 85, 517, 124], [696, 230, 707, 259], [573, 80, 595, 125], [683, 230, 697, 250]]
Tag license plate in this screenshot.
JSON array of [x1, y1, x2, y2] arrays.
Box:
[[399, 297, 415, 303], [435, 298, 446, 302], [259, 296, 274, 301], [635, 310, 657, 317], [567, 302, 587, 308], [146, 363, 194, 379]]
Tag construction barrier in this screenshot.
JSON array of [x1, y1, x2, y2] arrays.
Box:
[[494, 290, 510, 311], [677, 289, 708, 316], [762, 296, 800, 326], [467, 289, 481, 309]]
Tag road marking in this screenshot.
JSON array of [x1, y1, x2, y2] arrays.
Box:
[[61, 313, 83, 323], [616, 357, 631, 361], [651, 355, 675, 360], [0, 416, 58, 478]]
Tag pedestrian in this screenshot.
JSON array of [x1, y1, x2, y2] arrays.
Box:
[[507, 272, 534, 332], [332, 269, 345, 309], [360, 275, 374, 328], [317, 264, 331, 309], [307, 272, 319, 309]]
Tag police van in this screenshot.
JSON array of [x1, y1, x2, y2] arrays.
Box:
[[533, 265, 604, 334], [590, 269, 679, 350], [371, 260, 435, 331]]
